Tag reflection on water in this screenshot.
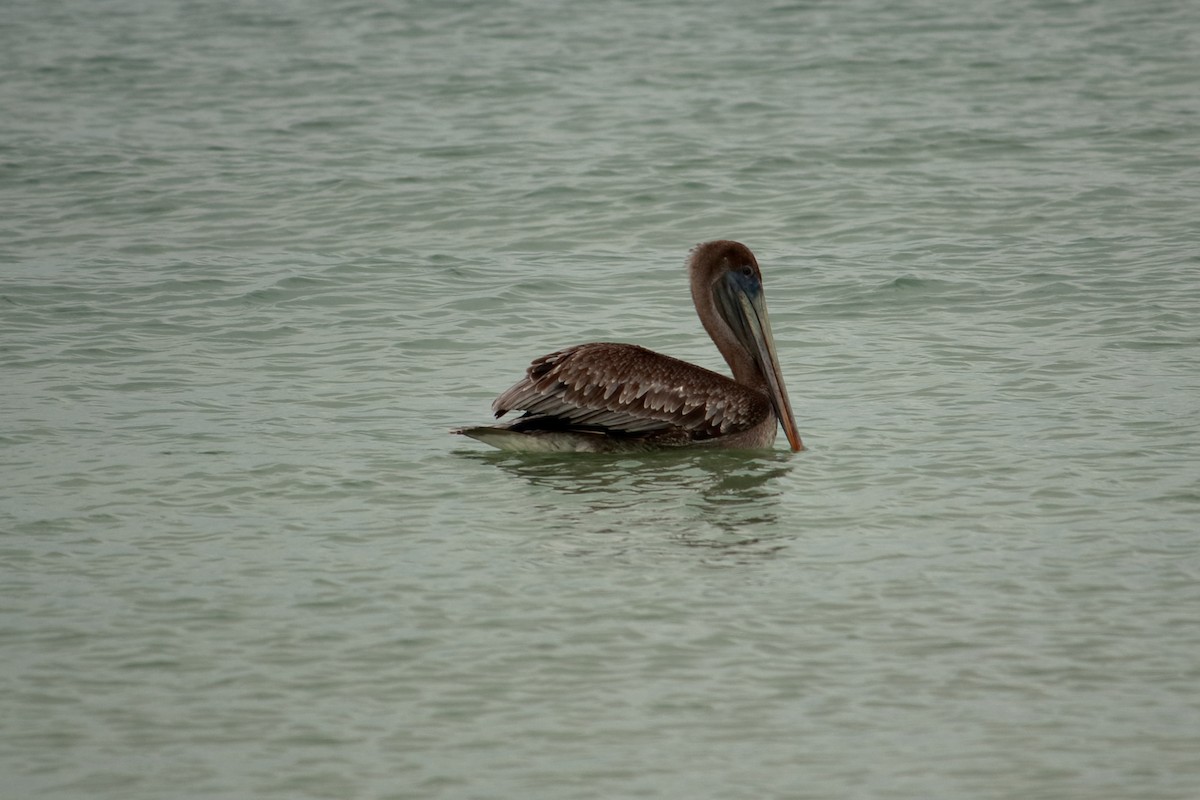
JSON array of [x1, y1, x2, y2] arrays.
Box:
[[466, 448, 791, 494], [460, 448, 797, 559]]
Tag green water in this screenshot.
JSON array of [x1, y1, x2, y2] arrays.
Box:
[[3, 1, 1199, 798]]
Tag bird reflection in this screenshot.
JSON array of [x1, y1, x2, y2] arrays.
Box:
[[459, 448, 796, 559]]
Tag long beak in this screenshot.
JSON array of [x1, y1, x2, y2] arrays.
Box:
[[727, 279, 804, 452]]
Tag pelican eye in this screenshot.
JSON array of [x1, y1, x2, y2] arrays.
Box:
[[740, 265, 754, 278]]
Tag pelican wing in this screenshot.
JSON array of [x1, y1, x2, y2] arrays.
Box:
[[493, 342, 770, 439]]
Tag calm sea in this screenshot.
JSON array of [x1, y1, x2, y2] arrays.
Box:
[[3, 1, 1199, 798]]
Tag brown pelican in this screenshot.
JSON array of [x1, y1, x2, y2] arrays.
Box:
[[455, 240, 803, 453]]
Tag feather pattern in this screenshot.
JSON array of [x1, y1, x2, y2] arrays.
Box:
[[493, 342, 770, 442]]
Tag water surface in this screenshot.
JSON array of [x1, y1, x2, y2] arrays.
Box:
[[3, 1, 1199, 798]]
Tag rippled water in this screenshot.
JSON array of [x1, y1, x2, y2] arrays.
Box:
[[4, 1, 1200, 798]]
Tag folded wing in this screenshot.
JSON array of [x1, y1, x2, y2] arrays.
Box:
[[493, 342, 770, 440]]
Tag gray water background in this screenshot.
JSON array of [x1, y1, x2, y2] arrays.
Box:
[[3, 1, 1200, 798]]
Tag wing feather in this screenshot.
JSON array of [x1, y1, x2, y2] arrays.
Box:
[[493, 342, 770, 440]]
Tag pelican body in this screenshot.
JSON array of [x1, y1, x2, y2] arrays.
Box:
[[455, 241, 803, 453]]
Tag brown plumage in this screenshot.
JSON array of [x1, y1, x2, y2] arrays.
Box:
[[455, 241, 803, 453], [495, 342, 771, 439]]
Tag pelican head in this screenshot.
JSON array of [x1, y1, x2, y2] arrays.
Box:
[[690, 241, 803, 452]]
